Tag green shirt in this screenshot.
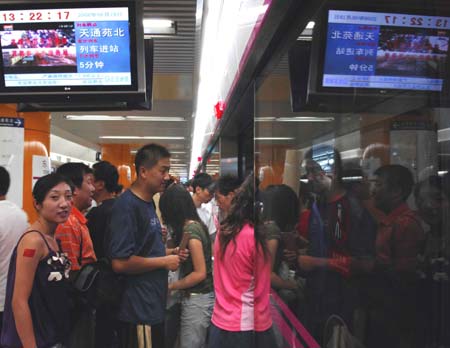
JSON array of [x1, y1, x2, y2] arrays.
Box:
[[265, 221, 282, 272], [180, 221, 213, 294]]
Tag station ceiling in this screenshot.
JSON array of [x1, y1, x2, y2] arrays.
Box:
[[45, 0, 199, 175]]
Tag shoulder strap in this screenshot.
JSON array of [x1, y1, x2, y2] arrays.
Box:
[[18, 229, 52, 253], [78, 229, 83, 267]]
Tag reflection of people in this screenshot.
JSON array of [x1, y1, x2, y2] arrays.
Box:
[[208, 175, 276, 348], [414, 175, 450, 347], [298, 147, 377, 343], [366, 164, 425, 348], [0, 173, 72, 348], [261, 185, 301, 307]]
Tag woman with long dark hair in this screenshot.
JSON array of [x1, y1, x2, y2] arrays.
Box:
[[159, 184, 214, 348], [261, 184, 301, 305], [208, 175, 276, 348], [1, 173, 73, 348]]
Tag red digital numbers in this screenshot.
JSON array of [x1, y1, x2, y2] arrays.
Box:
[[1, 10, 70, 22], [57, 11, 70, 20], [2, 13, 15, 21], [29, 12, 43, 21]]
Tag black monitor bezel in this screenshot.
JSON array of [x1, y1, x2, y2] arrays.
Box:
[[0, 0, 145, 103], [307, 2, 450, 105]]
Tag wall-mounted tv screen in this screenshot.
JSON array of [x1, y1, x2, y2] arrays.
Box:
[[0, 0, 145, 103], [307, 3, 450, 109], [322, 9, 450, 92], [16, 38, 153, 111]]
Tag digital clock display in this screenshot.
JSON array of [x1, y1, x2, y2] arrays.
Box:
[[322, 9, 450, 91], [0, 6, 133, 88]]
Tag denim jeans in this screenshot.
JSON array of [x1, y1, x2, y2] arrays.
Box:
[[179, 292, 214, 348]]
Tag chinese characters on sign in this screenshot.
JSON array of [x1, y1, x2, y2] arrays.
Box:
[[75, 21, 129, 73]]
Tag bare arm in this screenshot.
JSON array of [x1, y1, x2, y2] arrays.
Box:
[[169, 239, 206, 291], [12, 234, 46, 348], [297, 255, 329, 272], [267, 239, 297, 290], [112, 254, 180, 274]]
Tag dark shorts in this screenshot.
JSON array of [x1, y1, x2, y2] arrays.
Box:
[[118, 321, 164, 348], [208, 323, 276, 348]]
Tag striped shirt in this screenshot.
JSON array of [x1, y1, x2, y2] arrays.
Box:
[[55, 206, 97, 270]]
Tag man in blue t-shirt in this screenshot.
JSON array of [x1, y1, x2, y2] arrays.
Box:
[[108, 143, 182, 348]]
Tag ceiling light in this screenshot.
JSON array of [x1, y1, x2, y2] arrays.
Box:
[[298, 21, 315, 40], [277, 117, 334, 122], [131, 150, 187, 154], [100, 136, 185, 140], [127, 116, 185, 122], [255, 117, 276, 122], [438, 127, 450, 142], [66, 115, 185, 122], [143, 19, 176, 36], [255, 137, 295, 141], [66, 115, 125, 121], [256, 116, 334, 122]]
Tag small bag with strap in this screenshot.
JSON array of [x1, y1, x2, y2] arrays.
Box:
[[72, 221, 155, 308]]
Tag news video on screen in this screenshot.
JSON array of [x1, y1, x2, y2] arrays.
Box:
[[1, 26, 77, 73], [376, 27, 449, 78], [0, 6, 133, 88]]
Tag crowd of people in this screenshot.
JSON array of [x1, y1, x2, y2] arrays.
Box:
[[259, 146, 449, 348], [0, 142, 449, 348], [0, 143, 275, 348]]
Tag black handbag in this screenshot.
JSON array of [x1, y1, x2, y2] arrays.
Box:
[[72, 257, 125, 308], [73, 220, 155, 308]]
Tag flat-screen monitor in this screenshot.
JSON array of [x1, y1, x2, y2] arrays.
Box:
[[308, 3, 450, 107], [0, 0, 146, 103], [16, 38, 153, 111]]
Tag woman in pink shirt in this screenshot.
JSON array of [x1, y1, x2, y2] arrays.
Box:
[[208, 175, 276, 348]]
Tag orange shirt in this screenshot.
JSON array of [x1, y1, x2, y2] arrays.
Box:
[[55, 206, 97, 271]]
